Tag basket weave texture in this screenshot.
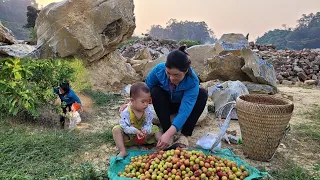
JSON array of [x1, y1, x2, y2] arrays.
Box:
[[236, 94, 294, 161]]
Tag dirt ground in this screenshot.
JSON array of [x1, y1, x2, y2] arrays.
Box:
[[77, 85, 320, 176]]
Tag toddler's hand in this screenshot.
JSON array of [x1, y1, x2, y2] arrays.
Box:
[[142, 129, 147, 135], [136, 130, 144, 139]]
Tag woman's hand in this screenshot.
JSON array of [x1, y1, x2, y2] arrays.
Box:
[[157, 126, 177, 150], [156, 132, 171, 150]]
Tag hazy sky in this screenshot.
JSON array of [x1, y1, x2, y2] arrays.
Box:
[[36, 0, 320, 41]]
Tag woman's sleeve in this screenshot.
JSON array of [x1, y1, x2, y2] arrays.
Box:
[[145, 65, 160, 90], [171, 84, 199, 131]]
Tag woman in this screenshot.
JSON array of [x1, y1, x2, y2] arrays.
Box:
[[146, 46, 208, 150], [54, 82, 82, 129]]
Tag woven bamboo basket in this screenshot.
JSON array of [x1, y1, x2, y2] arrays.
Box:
[[236, 94, 294, 161]]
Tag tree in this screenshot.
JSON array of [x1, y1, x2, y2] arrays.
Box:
[[256, 12, 320, 50], [0, 0, 38, 40], [256, 29, 292, 49], [148, 19, 217, 44], [24, 5, 40, 29]]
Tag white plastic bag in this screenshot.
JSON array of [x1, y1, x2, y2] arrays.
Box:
[[196, 133, 221, 151]]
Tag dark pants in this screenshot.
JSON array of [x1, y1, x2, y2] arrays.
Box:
[[151, 86, 208, 136], [60, 104, 72, 128]]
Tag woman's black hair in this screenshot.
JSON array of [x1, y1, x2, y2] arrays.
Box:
[[59, 82, 70, 94], [165, 45, 191, 74]]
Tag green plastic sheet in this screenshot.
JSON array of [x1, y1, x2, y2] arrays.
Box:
[[108, 148, 268, 180]]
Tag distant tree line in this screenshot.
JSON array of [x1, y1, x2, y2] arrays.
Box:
[[0, 0, 38, 40], [148, 19, 217, 44], [256, 12, 320, 50]]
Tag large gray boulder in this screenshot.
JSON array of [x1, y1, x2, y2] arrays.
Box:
[[88, 51, 140, 91], [241, 49, 277, 87], [35, 0, 135, 62], [0, 44, 35, 57], [186, 44, 217, 76], [143, 55, 167, 78], [199, 53, 251, 82], [215, 33, 248, 56]]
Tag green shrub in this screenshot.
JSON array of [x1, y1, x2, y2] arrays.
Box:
[[68, 58, 91, 92], [179, 40, 201, 47], [0, 58, 74, 117], [117, 39, 135, 49], [28, 27, 37, 41]]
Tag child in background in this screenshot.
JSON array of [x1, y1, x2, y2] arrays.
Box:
[[68, 103, 82, 129], [54, 82, 82, 129], [112, 82, 162, 158]]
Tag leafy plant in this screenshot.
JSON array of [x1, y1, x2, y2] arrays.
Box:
[[0, 58, 74, 117], [179, 39, 201, 47], [117, 39, 135, 49], [28, 27, 37, 41], [68, 58, 92, 92]]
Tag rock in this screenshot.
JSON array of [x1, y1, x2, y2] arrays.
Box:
[[207, 100, 215, 113], [304, 80, 316, 85], [119, 37, 179, 60], [242, 81, 277, 95], [281, 80, 293, 85], [131, 60, 149, 74], [132, 48, 152, 60], [197, 102, 209, 125], [199, 53, 251, 82], [143, 55, 167, 78], [295, 81, 304, 86], [147, 48, 162, 58], [128, 59, 149, 65], [88, 52, 140, 91], [160, 48, 170, 54], [0, 44, 35, 57], [200, 80, 221, 91], [293, 66, 303, 73], [214, 33, 248, 56], [0, 22, 17, 45], [297, 72, 308, 81], [186, 44, 217, 76], [241, 49, 277, 87], [209, 81, 249, 119], [201, 80, 223, 98], [277, 75, 284, 80], [312, 74, 318, 80], [35, 0, 135, 62]]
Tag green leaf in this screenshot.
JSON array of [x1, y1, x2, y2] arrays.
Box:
[[14, 72, 22, 80], [9, 81, 17, 88]]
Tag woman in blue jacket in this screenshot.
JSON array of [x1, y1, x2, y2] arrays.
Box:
[[54, 82, 82, 129], [146, 46, 208, 150]]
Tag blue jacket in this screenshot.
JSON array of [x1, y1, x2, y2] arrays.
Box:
[[146, 62, 199, 131], [54, 88, 82, 106]]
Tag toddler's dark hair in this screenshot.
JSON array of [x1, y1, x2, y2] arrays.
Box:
[[130, 82, 150, 99]]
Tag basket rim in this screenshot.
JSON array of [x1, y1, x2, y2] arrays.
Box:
[[236, 94, 293, 107]]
